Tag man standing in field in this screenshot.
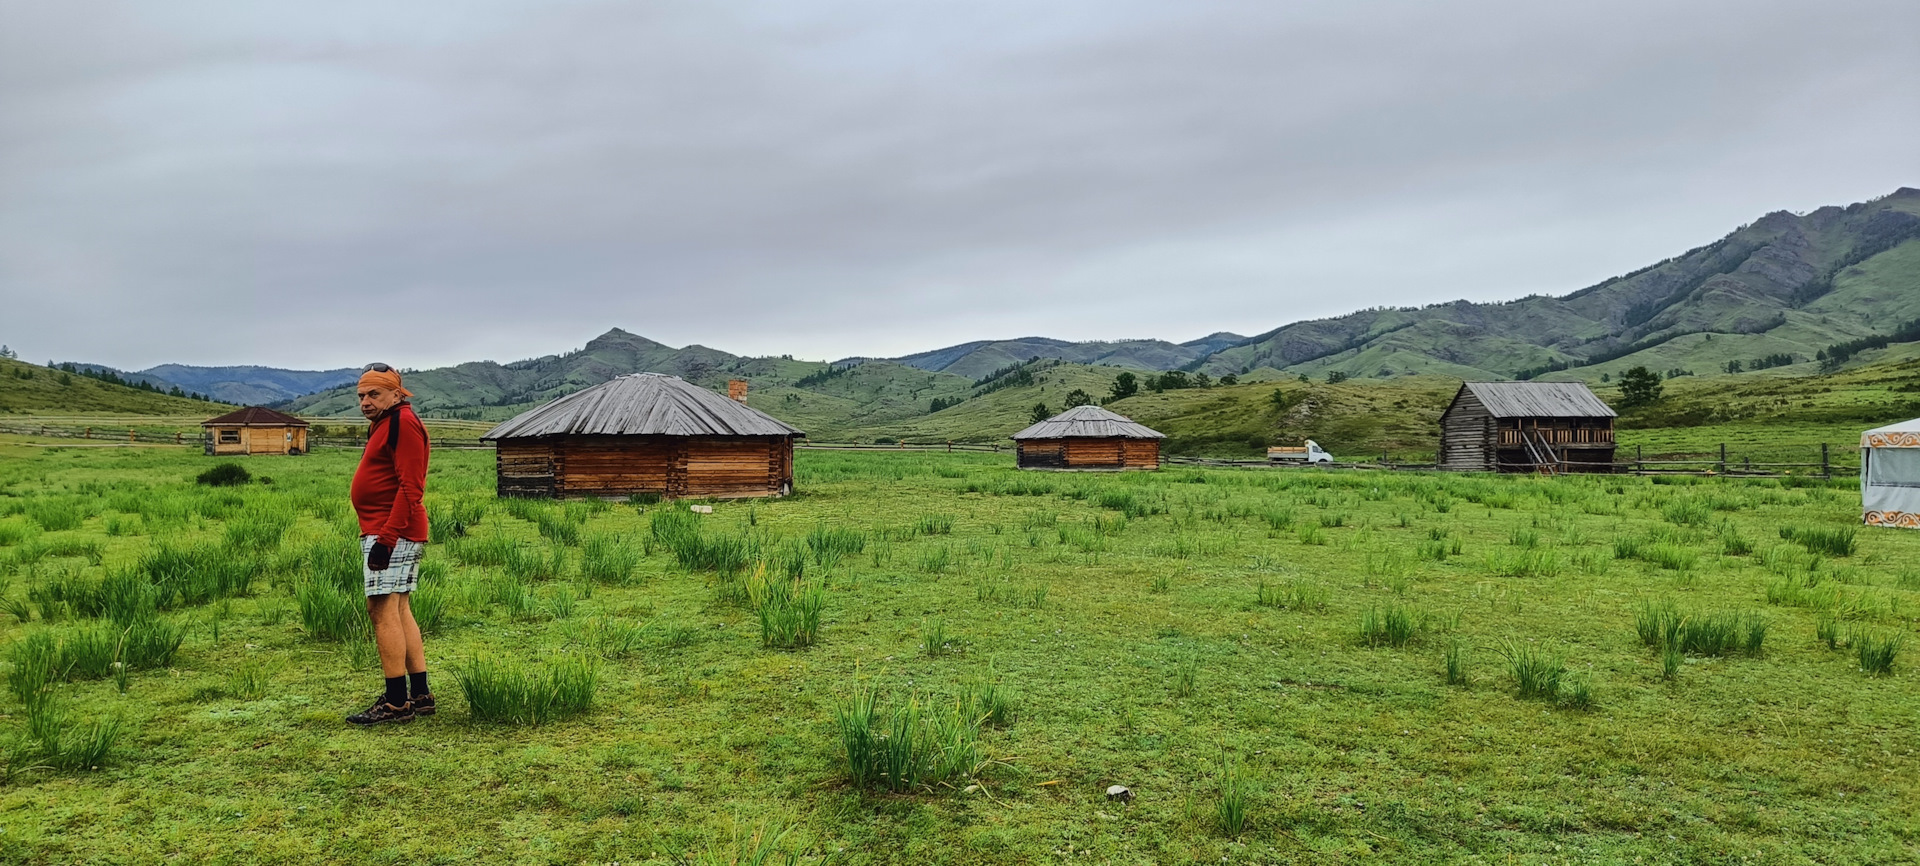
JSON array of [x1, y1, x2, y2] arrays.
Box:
[[346, 363, 434, 725]]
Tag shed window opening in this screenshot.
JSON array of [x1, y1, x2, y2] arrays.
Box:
[[1866, 448, 1920, 488], [218, 429, 240, 444]]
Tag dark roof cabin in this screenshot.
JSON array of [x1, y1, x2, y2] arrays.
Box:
[[201, 407, 310, 456], [481, 373, 804, 499], [1011, 405, 1164, 470], [1438, 382, 1616, 473]]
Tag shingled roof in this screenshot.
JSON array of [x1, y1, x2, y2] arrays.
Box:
[[1012, 405, 1165, 440], [1457, 382, 1616, 418], [202, 407, 309, 427], [481, 373, 804, 440]]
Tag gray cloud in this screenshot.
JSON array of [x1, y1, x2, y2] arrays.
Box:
[[3, 0, 1916, 369]]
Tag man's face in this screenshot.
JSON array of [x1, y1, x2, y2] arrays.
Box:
[[358, 386, 402, 420]]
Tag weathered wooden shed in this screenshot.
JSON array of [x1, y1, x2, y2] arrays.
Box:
[[481, 373, 804, 499], [201, 407, 310, 456], [1438, 382, 1617, 473], [1012, 405, 1164, 470]]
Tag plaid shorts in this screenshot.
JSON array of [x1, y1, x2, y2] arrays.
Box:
[[361, 535, 425, 597]]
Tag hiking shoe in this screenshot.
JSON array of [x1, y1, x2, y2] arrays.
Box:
[[410, 693, 436, 716], [346, 698, 415, 726]]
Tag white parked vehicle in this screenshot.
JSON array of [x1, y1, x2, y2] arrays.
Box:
[[1268, 440, 1334, 464]]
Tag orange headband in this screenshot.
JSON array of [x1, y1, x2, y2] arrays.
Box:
[[358, 369, 412, 399]]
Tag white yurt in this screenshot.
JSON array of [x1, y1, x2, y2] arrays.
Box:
[[1861, 417, 1920, 528]]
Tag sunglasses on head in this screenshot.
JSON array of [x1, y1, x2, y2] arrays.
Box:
[[363, 363, 393, 373]]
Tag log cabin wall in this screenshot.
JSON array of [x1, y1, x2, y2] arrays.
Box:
[[206, 425, 306, 456], [1019, 438, 1159, 470], [1438, 391, 1495, 471], [1121, 440, 1161, 469], [497, 434, 795, 499], [1017, 441, 1066, 469]]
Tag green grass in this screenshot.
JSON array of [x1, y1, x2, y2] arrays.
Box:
[[0, 439, 1917, 862]]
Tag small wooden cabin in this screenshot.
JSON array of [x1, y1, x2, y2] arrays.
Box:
[[481, 373, 804, 499], [1438, 382, 1616, 473], [1012, 405, 1164, 470], [201, 407, 310, 456]]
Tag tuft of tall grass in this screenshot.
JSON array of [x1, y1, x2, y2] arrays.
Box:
[[1255, 578, 1329, 613], [835, 687, 980, 793], [806, 525, 867, 565], [1855, 630, 1902, 676], [921, 618, 950, 657], [1359, 604, 1424, 647], [223, 507, 294, 553], [25, 499, 89, 532], [958, 677, 1015, 728], [913, 513, 956, 536], [1780, 525, 1856, 557], [1444, 638, 1468, 686], [579, 533, 641, 584], [138, 542, 255, 608], [1502, 641, 1564, 700], [295, 579, 368, 642], [459, 653, 599, 725], [1634, 599, 1768, 658], [1216, 758, 1251, 837], [747, 567, 824, 650], [1173, 655, 1200, 697]]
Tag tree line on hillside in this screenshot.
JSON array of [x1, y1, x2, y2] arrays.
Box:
[[31, 361, 214, 401]]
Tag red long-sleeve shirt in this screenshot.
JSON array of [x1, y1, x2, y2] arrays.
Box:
[[350, 404, 430, 545]]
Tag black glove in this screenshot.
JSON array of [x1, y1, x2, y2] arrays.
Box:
[[367, 541, 393, 572]]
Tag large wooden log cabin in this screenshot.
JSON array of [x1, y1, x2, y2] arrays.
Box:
[[1438, 382, 1617, 473], [1012, 405, 1164, 470], [201, 407, 309, 456], [481, 374, 804, 499]]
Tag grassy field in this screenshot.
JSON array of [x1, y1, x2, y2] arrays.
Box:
[[0, 438, 1915, 864]]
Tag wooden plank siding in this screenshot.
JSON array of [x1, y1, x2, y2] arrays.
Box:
[[1441, 391, 1616, 473], [1438, 390, 1494, 471], [207, 425, 306, 456], [495, 435, 795, 499], [1018, 437, 1160, 471]]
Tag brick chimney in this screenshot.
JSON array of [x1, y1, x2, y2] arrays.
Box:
[[727, 379, 748, 402]]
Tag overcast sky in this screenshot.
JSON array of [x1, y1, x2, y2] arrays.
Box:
[[3, 0, 1916, 371]]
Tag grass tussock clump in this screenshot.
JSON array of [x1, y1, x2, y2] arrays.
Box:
[[1358, 603, 1426, 647], [836, 685, 981, 793], [1634, 599, 1769, 658], [459, 653, 599, 725], [1255, 578, 1329, 613], [746, 566, 824, 650], [579, 533, 642, 584], [1780, 524, 1856, 557]]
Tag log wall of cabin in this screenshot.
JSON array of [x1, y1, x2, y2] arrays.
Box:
[[1019, 438, 1159, 470], [496, 435, 795, 499], [205, 426, 306, 456], [1438, 392, 1495, 471]]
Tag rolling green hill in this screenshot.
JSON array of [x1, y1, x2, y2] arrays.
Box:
[[0, 358, 231, 416], [1204, 187, 1920, 382]]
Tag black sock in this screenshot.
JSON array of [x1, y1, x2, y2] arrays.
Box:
[[384, 676, 408, 707], [409, 670, 429, 698]]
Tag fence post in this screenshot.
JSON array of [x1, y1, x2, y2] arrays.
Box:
[[1718, 443, 1726, 476], [85, 427, 92, 439], [947, 440, 952, 453], [1822, 443, 1830, 478], [175, 432, 182, 445], [128, 428, 135, 442], [1636, 444, 1642, 474]]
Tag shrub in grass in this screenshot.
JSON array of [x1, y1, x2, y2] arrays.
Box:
[[459, 653, 599, 725], [195, 463, 251, 487], [1781, 525, 1856, 557], [1359, 604, 1423, 647], [296, 579, 367, 642], [1503, 641, 1564, 700], [579, 534, 641, 584], [1216, 758, 1251, 837]]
